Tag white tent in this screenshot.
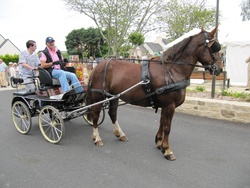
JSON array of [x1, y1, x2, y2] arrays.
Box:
[[223, 21, 250, 86]]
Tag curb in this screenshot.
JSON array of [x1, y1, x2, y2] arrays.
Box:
[[176, 97, 250, 124]]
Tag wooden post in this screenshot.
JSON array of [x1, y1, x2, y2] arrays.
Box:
[[211, 75, 216, 98]]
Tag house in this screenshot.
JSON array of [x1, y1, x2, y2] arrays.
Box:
[[130, 36, 169, 59], [0, 34, 20, 55]]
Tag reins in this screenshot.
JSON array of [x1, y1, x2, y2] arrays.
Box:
[[123, 58, 216, 70]]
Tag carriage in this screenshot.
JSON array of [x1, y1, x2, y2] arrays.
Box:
[[10, 66, 150, 144], [10, 67, 106, 144], [11, 27, 223, 160]]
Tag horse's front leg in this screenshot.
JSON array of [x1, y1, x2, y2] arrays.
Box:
[[159, 105, 176, 161], [91, 104, 104, 146], [109, 99, 128, 142], [155, 114, 164, 149], [113, 121, 128, 141]]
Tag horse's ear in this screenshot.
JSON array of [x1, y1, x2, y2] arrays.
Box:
[[210, 26, 218, 37]]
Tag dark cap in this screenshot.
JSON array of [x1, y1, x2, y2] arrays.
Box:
[[45, 37, 55, 43]]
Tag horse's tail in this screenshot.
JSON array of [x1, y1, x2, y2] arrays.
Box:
[[85, 72, 93, 122]]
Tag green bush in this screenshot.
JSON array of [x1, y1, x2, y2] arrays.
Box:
[[195, 86, 206, 92], [0, 54, 19, 65], [221, 90, 250, 100]]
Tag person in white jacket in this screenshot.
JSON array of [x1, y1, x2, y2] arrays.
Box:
[[9, 62, 16, 78]]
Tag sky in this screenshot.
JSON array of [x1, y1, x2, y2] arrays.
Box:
[[0, 0, 244, 52]]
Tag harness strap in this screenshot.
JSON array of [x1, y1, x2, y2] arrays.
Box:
[[155, 80, 190, 94], [103, 58, 113, 90], [141, 60, 151, 92], [91, 88, 115, 97], [141, 60, 157, 109]]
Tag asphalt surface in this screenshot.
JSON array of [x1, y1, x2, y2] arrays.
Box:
[[1, 90, 250, 188]]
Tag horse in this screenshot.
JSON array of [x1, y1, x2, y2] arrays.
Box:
[[85, 27, 223, 160]]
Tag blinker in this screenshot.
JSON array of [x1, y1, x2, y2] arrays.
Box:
[[211, 41, 221, 53]]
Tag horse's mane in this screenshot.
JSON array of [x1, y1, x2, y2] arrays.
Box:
[[162, 31, 203, 63]]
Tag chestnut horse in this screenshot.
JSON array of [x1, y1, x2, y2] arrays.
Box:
[[85, 27, 223, 160]]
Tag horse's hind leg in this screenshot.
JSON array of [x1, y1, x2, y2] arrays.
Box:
[[91, 104, 104, 146], [157, 105, 176, 161], [108, 98, 128, 142]]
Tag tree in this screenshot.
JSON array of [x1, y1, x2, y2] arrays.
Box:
[[119, 44, 131, 58], [156, 0, 216, 41], [128, 32, 145, 58], [241, 0, 250, 21], [65, 27, 107, 59], [63, 0, 164, 57]]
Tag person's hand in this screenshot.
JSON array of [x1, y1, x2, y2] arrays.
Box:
[[53, 61, 60, 65], [59, 61, 65, 68], [32, 67, 38, 70]]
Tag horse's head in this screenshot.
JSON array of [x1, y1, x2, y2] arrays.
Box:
[[197, 27, 223, 76]]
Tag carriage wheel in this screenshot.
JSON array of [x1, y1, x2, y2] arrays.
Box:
[[83, 108, 105, 126], [11, 101, 32, 134], [39, 105, 65, 144]]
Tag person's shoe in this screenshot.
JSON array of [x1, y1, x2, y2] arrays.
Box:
[[50, 93, 64, 100], [245, 88, 249, 91]]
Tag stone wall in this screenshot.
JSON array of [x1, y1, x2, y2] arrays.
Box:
[[176, 97, 250, 123]]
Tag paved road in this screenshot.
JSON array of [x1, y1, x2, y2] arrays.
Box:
[[1, 90, 250, 188]]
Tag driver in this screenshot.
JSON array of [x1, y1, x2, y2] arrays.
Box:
[[40, 37, 83, 94]]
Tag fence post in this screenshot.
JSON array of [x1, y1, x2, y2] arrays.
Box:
[[211, 75, 216, 98]]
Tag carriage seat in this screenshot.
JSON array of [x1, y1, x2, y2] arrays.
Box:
[[38, 66, 76, 91], [38, 67, 60, 91], [10, 77, 36, 96]]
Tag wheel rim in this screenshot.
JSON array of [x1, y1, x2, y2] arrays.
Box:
[[12, 101, 32, 134], [83, 109, 105, 126], [39, 106, 64, 144]]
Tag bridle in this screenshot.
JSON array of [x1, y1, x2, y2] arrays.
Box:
[[201, 32, 221, 74]]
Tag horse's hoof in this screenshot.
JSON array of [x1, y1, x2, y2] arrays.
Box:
[[95, 140, 104, 147], [164, 153, 176, 161], [119, 136, 128, 142]]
